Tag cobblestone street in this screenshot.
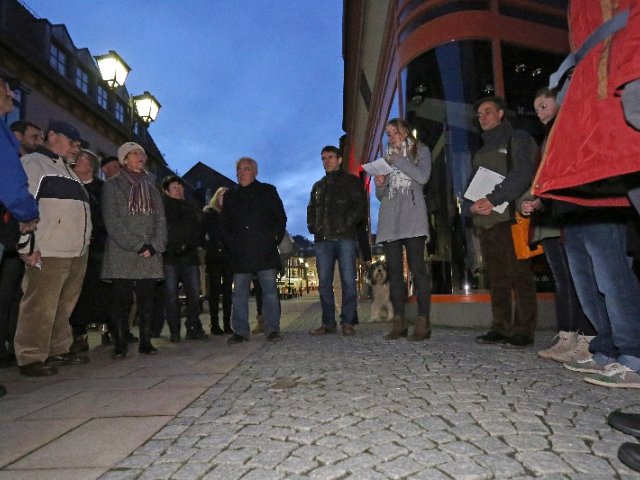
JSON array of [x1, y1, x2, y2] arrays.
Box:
[[99, 296, 640, 480]]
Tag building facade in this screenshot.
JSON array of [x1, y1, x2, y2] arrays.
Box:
[[342, 0, 569, 293]]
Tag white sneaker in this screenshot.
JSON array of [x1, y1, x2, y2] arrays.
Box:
[[584, 363, 640, 389], [553, 334, 594, 363], [538, 331, 577, 361]]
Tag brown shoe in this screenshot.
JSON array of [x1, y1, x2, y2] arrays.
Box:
[[309, 326, 337, 335], [342, 324, 355, 336]]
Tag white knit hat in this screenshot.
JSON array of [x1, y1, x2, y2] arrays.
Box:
[[117, 142, 145, 165]]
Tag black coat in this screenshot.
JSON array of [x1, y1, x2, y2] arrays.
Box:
[[221, 180, 286, 274], [163, 196, 201, 266]]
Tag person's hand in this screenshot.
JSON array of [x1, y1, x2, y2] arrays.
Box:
[[387, 151, 404, 165], [470, 198, 494, 216], [20, 250, 42, 268], [19, 219, 38, 234], [139, 249, 151, 258], [521, 198, 542, 215], [374, 175, 387, 187]]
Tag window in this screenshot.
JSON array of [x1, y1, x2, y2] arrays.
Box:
[[49, 44, 67, 75], [97, 85, 108, 109], [75, 67, 89, 93], [115, 101, 125, 123]]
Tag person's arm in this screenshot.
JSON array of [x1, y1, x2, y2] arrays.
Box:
[[392, 143, 432, 185], [307, 184, 317, 235], [0, 132, 38, 223]]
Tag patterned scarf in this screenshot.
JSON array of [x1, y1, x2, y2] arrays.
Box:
[[119, 166, 155, 215], [385, 137, 416, 199]]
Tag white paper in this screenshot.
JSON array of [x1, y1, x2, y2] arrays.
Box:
[[362, 157, 394, 176], [464, 166, 509, 214]]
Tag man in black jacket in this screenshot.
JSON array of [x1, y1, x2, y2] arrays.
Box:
[[307, 146, 367, 336], [222, 157, 287, 344]]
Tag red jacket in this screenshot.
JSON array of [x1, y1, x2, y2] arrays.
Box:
[[533, 0, 640, 207]]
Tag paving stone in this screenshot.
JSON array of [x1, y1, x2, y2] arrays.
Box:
[[502, 434, 550, 451], [335, 452, 379, 471], [562, 452, 617, 476], [515, 451, 574, 475], [201, 463, 250, 480], [438, 460, 493, 479], [136, 462, 181, 480], [375, 456, 424, 479], [170, 461, 211, 479], [369, 442, 409, 461], [473, 453, 525, 477], [211, 447, 256, 465], [307, 464, 347, 480], [276, 455, 318, 475]]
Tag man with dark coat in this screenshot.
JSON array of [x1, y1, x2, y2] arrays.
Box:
[[222, 157, 287, 344]]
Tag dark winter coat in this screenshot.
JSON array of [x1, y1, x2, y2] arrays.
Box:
[[221, 180, 286, 274], [163, 196, 201, 266]]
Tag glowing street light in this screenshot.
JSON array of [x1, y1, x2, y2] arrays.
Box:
[[132, 91, 162, 124], [94, 50, 130, 89]]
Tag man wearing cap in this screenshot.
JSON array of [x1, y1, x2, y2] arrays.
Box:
[[14, 119, 92, 377], [0, 74, 39, 392], [469, 96, 538, 347]]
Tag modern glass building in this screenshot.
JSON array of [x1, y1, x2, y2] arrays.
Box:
[[343, 0, 569, 294]]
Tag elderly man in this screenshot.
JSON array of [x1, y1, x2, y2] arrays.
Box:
[[15, 120, 92, 376], [470, 96, 538, 347], [222, 157, 287, 344], [0, 74, 39, 392]]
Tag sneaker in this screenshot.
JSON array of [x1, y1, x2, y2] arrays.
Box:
[[227, 334, 247, 345], [266, 332, 282, 342], [552, 334, 594, 363], [476, 330, 509, 344], [584, 363, 640, 389], [564, 355, 607, 374], [538, 331, 577, 360], [185, 328, 208, 340]]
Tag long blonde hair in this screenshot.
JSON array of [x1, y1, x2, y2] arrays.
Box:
[[204, 187, 228, 213]]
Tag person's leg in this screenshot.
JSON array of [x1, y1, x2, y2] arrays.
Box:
[[315, 241, 337, 329], [383, 240, 406, 318], [206, 261, 223, 333], [221, 268, 233, 333], [0, 253, 24, 359], [230, 273, 251, 339], [257, 269, 280, 336], [478, 223, 514, 338], [181, 265, 204, 332], [510, 249, 537, 339], [163, 264, 181, 338], [136, 278, 158, 354], [111, 279, 135, 357], [404, 236, 432, 340], [337, 239, 358, 326]]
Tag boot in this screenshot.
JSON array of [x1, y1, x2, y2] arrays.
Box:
[[384, 315, 407, 340], [407, 316, 431, 341], [252, 314, 264, 334], [223, 318, 233, 334], [537, 330, 577, 361], [138, 314, 158, 355], [210, 318, 224, 336], [111, 318, 128, 359], [69, 334, 89, 354]]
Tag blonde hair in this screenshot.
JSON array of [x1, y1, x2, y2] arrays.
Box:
[[206, 187, 228, 213]]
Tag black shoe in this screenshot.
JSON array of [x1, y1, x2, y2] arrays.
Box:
[[210, 324, 224, 336], [506, 335, 534, 347], [125, 331, 138, 343], [227, 334, 247, 345], [608, 411, 640, 437], [266, 332, 282, 342], [0, 384, 6, 397], [223, 325, 233, 335], [618, 442, 640, 472], [185, 327, 208, 340], [139, 340, 158, 355], [19, 362, 58, 377], [111, 341, 128, 359], [101, 331, 113, 346], [69, 334, 89, 354], [45, 353, 90, 366], [476, 330, 509, 344], [170, 333, 181, 343]]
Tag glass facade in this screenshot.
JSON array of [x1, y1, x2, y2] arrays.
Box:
[[397, 40, 564, 293]]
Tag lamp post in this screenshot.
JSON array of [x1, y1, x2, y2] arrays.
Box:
[[131, 91, 161, 124]]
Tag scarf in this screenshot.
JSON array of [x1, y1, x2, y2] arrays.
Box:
[[385, 137, 416, 199], [119, 166, 155, 215]]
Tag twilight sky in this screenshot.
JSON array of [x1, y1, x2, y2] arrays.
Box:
[[25, 0, 349, 237]]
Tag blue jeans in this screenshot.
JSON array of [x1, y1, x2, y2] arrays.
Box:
[[232, 269, 279, 338], [163, 263, 201, 334], [564, 221, 640, 371], [315, 239, 357, 327]]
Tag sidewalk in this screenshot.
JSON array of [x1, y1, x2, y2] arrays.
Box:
[[1, 294, 639, 479]]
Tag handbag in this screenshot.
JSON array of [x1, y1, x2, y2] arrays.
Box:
[[511, 212, 544, 260], [278, 231, 295, 261]]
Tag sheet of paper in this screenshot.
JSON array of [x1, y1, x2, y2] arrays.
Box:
[[362, 157, 394, 176], [464, 166, 509, 214]]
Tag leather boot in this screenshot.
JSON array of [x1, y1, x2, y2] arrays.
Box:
[[138, 314, 158, 355], [252, 314, 264, 334], [111, 317, 128, 359], [384, 315, 407, 340], [407, 315, 431, 341]]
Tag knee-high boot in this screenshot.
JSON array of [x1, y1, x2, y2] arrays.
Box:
[[138, 313, 158, 355], [407, 315, 431, 341], [384, 315, 407, 339], [111, 315, 128, 359]]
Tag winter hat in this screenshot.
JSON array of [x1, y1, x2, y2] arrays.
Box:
[[117, 142, 145, 165], [47, 120, 82, 142]]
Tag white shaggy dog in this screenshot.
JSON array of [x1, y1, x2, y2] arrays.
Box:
[[369, 261, 394, 322]]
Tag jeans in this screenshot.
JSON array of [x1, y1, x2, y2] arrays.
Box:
[[478, 222, 538, 337], [315, 239, 357, 327], [163, 263, 201, 334], [232, 269, 279, 338], [540, 237, 594, 335], [564, 221, 640, 370], [382, 236, 431, 319]]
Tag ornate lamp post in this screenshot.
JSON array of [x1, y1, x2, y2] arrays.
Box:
[[131, 91, 162, 124], [94, 50, 130, 89]]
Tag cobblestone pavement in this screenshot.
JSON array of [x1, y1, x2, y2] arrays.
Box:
[[101, 297, 640, 480]]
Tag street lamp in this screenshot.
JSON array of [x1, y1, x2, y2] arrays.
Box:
[[131, 91, 161, 124], [94, 50, 130, 89]]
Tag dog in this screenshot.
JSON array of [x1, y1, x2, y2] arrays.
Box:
[[368, 261, 394, 322]]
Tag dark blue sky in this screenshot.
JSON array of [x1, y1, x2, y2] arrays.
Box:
[[25, 0, 346, 237]]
